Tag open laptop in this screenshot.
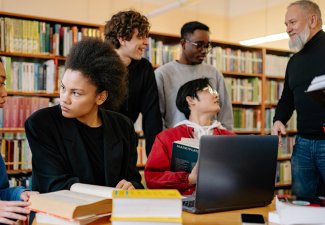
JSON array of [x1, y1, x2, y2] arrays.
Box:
[[183, 135, 278, 214]]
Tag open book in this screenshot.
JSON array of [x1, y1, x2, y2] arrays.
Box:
[[305, 74, 325, 106], [171, 138, 199, 172], [29, 183, 116, 222]]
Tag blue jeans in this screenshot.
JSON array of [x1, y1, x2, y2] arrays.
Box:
[[291, 135, 325, 198]]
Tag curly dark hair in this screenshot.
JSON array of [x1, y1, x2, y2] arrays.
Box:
[[180, 21, 210, 40], [176, 78, 212, 119], [104, 10, 150, 48], [65, 38, 127, 110]]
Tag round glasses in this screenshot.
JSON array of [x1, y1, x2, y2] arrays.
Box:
[[202, 86, 219, 96], [185, 39, 213, 52]]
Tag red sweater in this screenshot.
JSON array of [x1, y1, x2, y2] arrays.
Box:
[[144, 125, 234, 195]]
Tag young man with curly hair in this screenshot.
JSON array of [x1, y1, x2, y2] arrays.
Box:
[[25, 38, 143, 194], [105, 10, 162, 156]]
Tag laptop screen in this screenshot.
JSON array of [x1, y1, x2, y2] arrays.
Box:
[[192, 135, 278, 213]]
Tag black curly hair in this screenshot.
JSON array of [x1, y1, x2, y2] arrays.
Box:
[[65, 38, 127, 110], [104, 10, 150, 49], [176, 78, 212, 119]]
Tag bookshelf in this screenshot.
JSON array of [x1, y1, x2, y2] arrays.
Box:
[[0, 11, 103, 178]]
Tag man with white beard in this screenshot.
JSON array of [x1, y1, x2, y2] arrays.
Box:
[[272, 0, 325, 198]]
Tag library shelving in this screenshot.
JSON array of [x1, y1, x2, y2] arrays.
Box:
[[0, 11, 103, 178]]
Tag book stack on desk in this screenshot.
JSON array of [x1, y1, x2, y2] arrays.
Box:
[[268, 195, 325, 225], [30, 183, 114, 225], [111, 189, 182, 225]]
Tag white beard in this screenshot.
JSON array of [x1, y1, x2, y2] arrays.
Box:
[[288, 25, 310, 52]]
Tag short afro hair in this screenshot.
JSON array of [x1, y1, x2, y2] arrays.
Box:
[[105, 10, 150, 49], [65, 37, 127, 110], [180, 21, 210, 40], [176, 78, 212, 119]]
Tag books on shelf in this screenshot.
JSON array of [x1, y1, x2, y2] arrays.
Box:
[[1, 133, 32, 171], [275, 160, 291, 185], [111, 189, 182, 225], [265, 54, 290, 77], [268, 195, 325, 225], [306, 74, 325, 107], [171, 138, 199, 172], [30, 183, 115, 223], [1, 96, 50, 128], [0, 16, 102, 56], [232, 107, 261, 131]]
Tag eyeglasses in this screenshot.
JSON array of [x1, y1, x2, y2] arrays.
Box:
[[185, 40, 213, 52], [202, 86, 218, 96]]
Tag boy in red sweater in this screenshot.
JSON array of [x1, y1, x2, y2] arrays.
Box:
[[145, 78, 234, 195]]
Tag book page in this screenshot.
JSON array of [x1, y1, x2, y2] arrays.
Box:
[[311, 74, 325, 84], [70, 183, 118, 199], [307, 74, 325, 92], [175, 138, 199, 148]]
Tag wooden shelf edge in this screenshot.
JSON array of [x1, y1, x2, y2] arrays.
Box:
[[0, 11, 102, 28], [0, 51, 66, 60], [7, 169, 32, 174], [0, 128, 25, 132], [275, 183, 291, 188], [7, 91, 59, 97], [223, 71, 263, 77], [277, 155, 291, 161], [265, 75, 285, 80], [234, 130, 262, 134]]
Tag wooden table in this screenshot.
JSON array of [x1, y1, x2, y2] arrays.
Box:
[[34, 201, 275, 225]]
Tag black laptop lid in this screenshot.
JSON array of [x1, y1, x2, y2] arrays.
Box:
[[195, 135, 278, 213]]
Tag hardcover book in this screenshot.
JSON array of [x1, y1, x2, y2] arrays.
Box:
[[111, 189, 182, 225], [268, 195, 325, 225], [30, 183, 116, 221], [171, 138, 199, 173]]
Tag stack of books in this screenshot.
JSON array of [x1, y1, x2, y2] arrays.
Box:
[[111, 189, 182, 225], [29, 183, 115, 225], [268, 195, 325, 224]]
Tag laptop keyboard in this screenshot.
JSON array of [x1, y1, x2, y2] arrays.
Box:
[[183, 199, 195, 208]]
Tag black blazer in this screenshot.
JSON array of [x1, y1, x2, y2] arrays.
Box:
[[25, 105, 143, 193]]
